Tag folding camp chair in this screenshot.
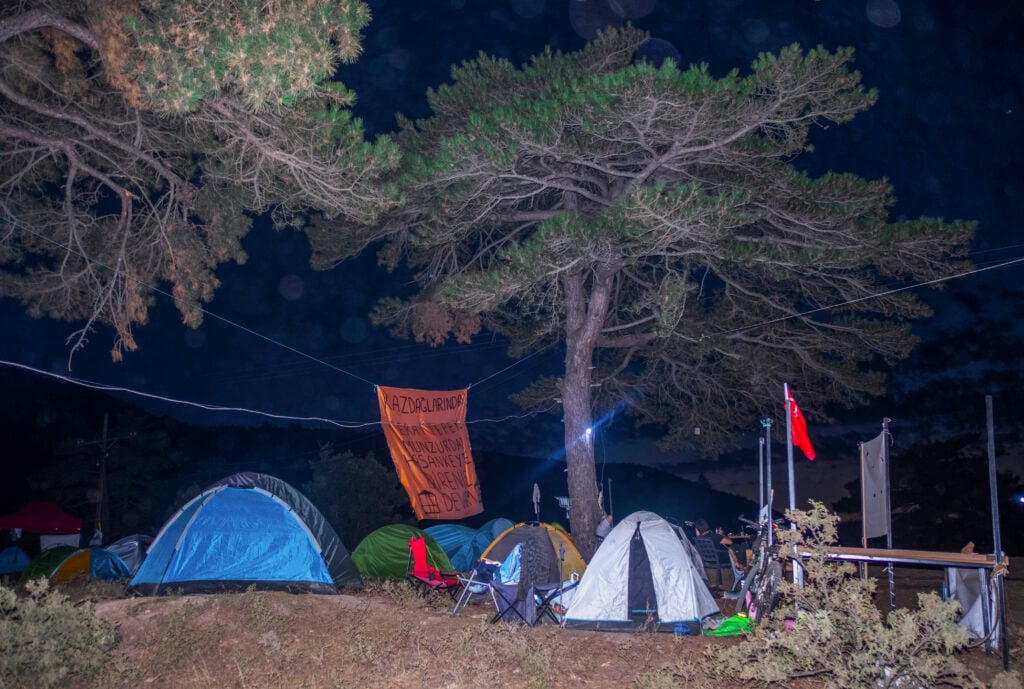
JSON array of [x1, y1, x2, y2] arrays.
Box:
[[451, 558, 499, 615], [486, 543, 537, 625], [406, 536, 462, 600], [720, 547, 747, 600], [490, 579, 537, 626], [694, 535, 733, 588], [534, 572, 580, 625]]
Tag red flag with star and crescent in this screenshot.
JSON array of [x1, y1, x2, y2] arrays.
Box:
[[786, 385, 816, 461]]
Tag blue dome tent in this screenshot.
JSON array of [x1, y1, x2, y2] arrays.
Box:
[[129, 472, 362, 595], [0, 545, 30, 576]]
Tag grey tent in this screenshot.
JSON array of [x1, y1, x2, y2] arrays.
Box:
[[107, 534, 153, 575], [667, 521, 710, 585], [563, 510, 719, 632]]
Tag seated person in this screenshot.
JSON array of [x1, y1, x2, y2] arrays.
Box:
[[694, 518, 733, 552]]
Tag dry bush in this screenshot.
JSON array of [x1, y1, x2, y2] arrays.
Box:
[[991, 671, 1024, 689], [364, 577, 453, 612], [642, 501, 993, 689], [0, 578, 119, 689], [737, 501, 982, 688]]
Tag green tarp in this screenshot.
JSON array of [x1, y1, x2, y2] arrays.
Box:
[[703, 614, 752, 637]]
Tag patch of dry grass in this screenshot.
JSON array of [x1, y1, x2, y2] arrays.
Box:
[[54, 573, 1022, 689]]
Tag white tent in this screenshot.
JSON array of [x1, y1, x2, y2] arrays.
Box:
[[563, 510, 719, 632]]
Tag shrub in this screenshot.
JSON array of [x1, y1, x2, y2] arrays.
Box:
[[0, 578, 119, 689], [701, 500, 984, 689]]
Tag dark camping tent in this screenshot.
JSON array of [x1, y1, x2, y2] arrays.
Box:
[[129, 472, 362, 595], [480, 521, 588, 586], [107, 534, 153, 575], [563, 511, 719, 632]]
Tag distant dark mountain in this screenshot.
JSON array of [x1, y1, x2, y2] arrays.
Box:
[[466, 452, 757, 535]]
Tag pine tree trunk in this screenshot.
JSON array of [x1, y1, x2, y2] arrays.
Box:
[[562, 333, 600, 556], [560, 261, 615, 557]]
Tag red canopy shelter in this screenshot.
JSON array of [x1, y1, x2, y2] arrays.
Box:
[[0, 503, 82, 534]]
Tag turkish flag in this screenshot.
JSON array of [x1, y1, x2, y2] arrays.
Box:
[[786, 386, 816, 461]]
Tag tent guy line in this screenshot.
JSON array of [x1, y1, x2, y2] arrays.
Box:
[[0, 359, 557, 429]]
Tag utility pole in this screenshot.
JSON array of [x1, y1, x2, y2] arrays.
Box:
[[78, 413, 134, 546], [95, 413, 108, 544]]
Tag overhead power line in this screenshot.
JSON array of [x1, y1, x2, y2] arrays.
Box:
[[5, 215, 547, 391], [0, 359, 555, 428], [713, 255, 1024, 338], [0, 359, 378, 429]]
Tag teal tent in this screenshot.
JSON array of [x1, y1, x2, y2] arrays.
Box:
[[425, 518, 514, 571]]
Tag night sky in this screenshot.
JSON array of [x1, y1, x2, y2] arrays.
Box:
[[2, 1, 1022, 475]]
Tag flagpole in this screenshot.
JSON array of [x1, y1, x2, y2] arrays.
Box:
[[784, 383, 801, 586], [763, 419, 773, 512], [764, 418, 773, 546], [986, 396, 1009, 667], [859, 436, 868, 580], [758, 435, 765, 513], [882, 417, 895, 612], [784, 384, 797, 521]]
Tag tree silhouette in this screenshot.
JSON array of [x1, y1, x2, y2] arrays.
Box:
[[303, 444, 411, 544], [0, 0, 397, 362]]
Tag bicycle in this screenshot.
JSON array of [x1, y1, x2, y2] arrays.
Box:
[[735, 515, 786, 622]]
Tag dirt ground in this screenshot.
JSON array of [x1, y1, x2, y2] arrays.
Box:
[[63, 566, 1023, 689]]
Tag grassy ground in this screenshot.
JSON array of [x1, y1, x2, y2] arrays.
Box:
[[36, 568, 1019, 689]]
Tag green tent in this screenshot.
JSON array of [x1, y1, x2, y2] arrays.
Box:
[[19, 546, 76, 582], [352, 524, 453, 580]]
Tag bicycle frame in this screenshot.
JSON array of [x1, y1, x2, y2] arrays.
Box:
[[736, 516, 784, 621]]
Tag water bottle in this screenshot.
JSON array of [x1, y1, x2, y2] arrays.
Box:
[[673, 622, 691, 636]]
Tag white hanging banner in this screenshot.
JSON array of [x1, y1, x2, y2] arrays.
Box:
[[860, 432, 888, 539]]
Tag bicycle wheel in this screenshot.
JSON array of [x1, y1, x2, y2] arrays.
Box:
[[748, 560, 782, 621], [735, 555, 763, 615]]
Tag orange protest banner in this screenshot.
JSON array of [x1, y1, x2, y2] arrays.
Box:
[[377, 385, 483, 520]]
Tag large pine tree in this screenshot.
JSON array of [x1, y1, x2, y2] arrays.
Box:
[[311, 28, 973, 554]]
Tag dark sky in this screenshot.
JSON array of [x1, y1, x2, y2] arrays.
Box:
[[2, 0, 1023, 467]]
